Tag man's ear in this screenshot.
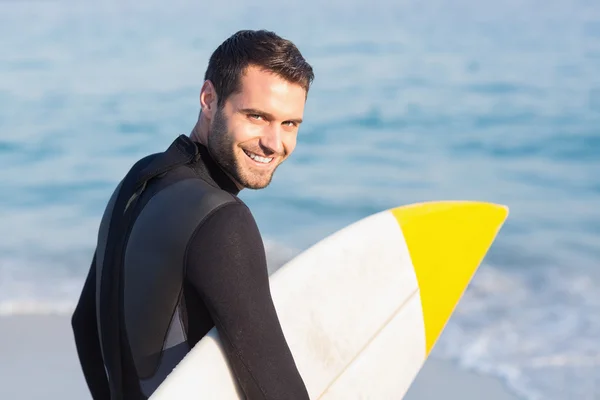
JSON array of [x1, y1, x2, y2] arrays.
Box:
[[200, 80, 218, 119]]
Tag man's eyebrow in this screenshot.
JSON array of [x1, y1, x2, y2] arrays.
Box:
[[240, 108, 303, 124]]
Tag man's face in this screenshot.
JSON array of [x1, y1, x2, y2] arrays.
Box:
[[206, 65, 306, 190]]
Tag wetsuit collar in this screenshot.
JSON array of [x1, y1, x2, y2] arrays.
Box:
[[193, 142, 241, 196]]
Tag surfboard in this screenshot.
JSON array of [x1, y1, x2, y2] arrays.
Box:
[[149, 200, 509, 399]]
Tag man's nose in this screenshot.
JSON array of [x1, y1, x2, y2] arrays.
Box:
[[260, 125, 284, 155]]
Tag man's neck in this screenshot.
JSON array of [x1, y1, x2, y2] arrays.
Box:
[[190, 119, 208, 146], [189, 117, 244, 192]]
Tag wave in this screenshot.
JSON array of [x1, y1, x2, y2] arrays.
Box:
[[0, 239, 301, 317], [433, 263, 600, 400]]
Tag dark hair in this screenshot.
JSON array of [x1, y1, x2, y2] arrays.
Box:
[[204, 29, 314, 107]]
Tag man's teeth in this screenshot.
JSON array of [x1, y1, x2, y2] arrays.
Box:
[[245, 151, 273, 164]]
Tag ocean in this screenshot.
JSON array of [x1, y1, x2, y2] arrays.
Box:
[[1, 0, 599, 399]]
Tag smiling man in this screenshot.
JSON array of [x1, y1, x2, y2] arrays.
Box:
[[195, 57, 307, 190], [71, 30, 314, 400]]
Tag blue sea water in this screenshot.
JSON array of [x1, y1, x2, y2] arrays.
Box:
[[1, 0, 599, 398]]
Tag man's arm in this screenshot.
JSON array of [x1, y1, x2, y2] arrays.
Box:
[[71, 253, 111, 400], [185, 201, 310, 400]]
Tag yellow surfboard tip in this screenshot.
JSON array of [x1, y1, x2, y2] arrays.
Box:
[[390, 201, 509, 355]]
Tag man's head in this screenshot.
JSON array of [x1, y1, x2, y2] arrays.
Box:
[[194, 29, 314, 190]]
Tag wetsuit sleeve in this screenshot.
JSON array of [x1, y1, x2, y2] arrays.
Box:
[[185, 202, 310, 400], [71, 253, 111, 400]]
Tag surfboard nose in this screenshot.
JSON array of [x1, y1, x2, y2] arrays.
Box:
[[390, 201, 509, 355]]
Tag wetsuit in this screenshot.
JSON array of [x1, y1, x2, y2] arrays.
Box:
[[71, 135, 309, 400]]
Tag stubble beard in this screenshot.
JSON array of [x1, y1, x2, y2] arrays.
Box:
[[207, 106, 277, 190]]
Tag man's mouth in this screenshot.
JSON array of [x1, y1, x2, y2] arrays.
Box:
[[243, 149, 274, 164]]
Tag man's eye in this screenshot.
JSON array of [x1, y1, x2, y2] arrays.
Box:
[[249, 114, 262, 120]]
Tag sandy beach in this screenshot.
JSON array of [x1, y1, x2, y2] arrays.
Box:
[[0, 315, 520, 400]]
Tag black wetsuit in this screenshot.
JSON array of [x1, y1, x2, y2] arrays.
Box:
[[71, 135, 309, 400]]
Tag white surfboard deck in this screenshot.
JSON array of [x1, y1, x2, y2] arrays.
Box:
[[149, 201, 509, 399]]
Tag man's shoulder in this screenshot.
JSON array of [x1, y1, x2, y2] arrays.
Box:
[[187, 195, 263, 254]]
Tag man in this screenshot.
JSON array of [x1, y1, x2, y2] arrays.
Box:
[[71, 29, 314, 400]]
